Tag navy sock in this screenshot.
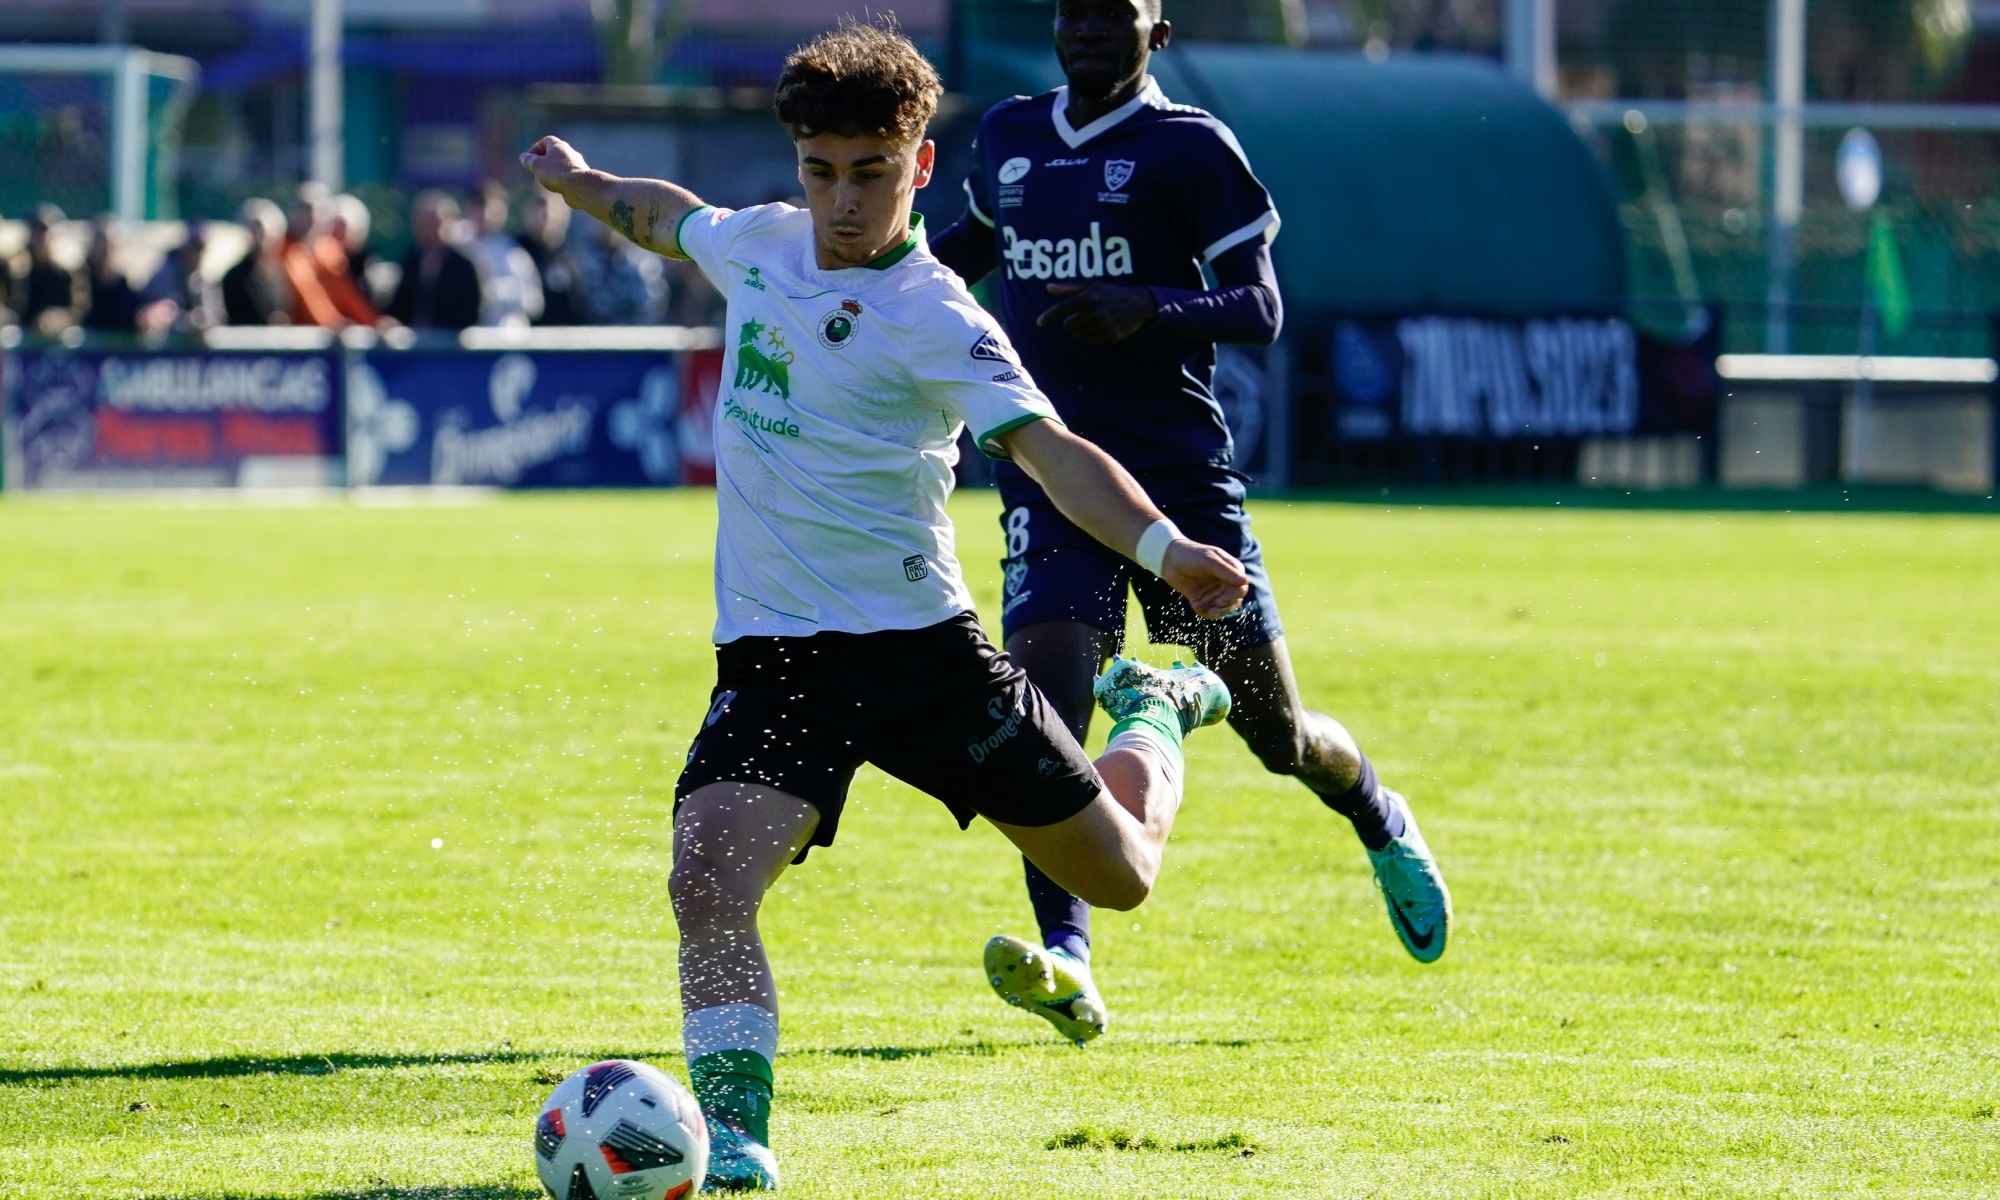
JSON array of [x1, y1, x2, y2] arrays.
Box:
[[1319, 752, 1406, 852], [1022, 856, 1090, 963]]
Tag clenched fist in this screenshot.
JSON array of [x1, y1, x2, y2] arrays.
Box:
[[1161, 539, 1249, 620], [519, 136, 592, 202]]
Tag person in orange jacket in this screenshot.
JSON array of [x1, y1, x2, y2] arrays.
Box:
[[279, 185, 376, 328]]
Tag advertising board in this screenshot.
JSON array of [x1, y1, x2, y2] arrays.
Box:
[[1331, 316, 1644, 442], [4, 348, 344, 488], [350, 348, 723, 488]]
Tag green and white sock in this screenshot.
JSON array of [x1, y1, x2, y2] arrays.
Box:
[[685, 1002, 777, 1145]]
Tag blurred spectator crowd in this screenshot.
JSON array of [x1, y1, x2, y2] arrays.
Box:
[[0, 182, 723, 338]]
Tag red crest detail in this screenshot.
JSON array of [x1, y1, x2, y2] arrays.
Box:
[[841, 299, 863, 316]]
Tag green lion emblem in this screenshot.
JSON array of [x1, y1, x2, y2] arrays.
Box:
[[734, 318, 795, 400]]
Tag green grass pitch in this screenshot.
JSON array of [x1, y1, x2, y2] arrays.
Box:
[[2, 491, 1997, 1197]]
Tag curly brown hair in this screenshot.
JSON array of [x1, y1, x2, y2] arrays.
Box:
[[773, 19, 942, 145]]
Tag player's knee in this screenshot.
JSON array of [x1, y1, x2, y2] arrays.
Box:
[[668, 844, 760, 926], [1088, 875, 1151, 912], [1074, 855, 1154, 912], [1244, 726, 1308, 777]]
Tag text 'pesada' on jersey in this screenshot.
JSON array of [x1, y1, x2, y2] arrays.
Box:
[[1000, 223, 1134, 281]]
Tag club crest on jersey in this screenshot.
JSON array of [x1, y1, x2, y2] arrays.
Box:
[[817, 299, 863, 350], [734, 318, 794, 398], [1104, 159, 1136, 191], [970, 331, 1016, 365]]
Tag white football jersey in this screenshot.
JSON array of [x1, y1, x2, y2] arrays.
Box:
[[674, 203, 1059, 643]]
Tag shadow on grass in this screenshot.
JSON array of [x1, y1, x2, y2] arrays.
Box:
[[789, 1036, 1273, 1061], [131, 1190, 539, 1200], [0, 1050, 670, 1085], [789, 1044, 962, 1061], [10, 1037, 1275, 1085]]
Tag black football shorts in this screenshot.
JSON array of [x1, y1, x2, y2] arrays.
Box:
[[674, 612, 1103, 860]]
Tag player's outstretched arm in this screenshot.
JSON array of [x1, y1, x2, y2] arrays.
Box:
[[997, 419, 1249, 620], [519, 136, 703, 259]]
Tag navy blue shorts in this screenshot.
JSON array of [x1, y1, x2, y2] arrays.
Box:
[[995, 466, 1284, 661]]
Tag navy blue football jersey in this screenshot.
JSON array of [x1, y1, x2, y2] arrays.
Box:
[[961, 78, 1280, 472]]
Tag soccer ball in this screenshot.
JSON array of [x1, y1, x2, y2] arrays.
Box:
[[534, 1060, 708, 1200]]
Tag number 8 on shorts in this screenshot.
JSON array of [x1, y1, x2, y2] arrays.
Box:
[[1005, 506, 1032, 559]]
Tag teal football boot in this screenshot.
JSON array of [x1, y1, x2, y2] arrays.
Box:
[[702, 1114, 779, 1191], [1092, 656, 1231, 734], [1366, 789, 1452, 963]]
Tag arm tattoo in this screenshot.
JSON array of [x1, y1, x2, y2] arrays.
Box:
[[609, 199, 636, 240], [645, 202, 662, 246]]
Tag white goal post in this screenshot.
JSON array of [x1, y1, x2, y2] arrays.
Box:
[[0, 45, 199, 222]]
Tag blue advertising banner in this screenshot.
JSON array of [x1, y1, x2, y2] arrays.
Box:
[[4, 348, 344, 488], [1331, 316, 1643, 442], [349, 350, 697, 487]]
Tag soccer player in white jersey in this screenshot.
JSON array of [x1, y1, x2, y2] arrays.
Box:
[[524, 21, 1254, 1191]]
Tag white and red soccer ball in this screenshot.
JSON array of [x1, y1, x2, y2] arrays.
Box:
[[534, 1060, 708, 1200]]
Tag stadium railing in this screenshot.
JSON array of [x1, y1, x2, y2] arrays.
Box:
[[0, 325, 724, 492], [2, 325, 1991, 496]]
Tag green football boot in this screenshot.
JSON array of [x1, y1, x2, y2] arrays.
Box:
[[1092, 656, 1231, 734], [983, 934, 1108, 1047]]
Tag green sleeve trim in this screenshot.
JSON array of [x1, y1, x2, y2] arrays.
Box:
[[974, 411, 1055, 460], [671, 204, 712, 261]]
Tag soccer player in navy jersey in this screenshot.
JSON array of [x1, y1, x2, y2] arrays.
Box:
[[929, 0, 1454, 1045]]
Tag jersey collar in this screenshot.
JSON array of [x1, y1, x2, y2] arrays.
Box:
[[859, 211, 924, 271], [1051, 76, 1165, 149]]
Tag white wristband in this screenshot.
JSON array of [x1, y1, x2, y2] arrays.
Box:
[[1134, 518, 1182, 577]]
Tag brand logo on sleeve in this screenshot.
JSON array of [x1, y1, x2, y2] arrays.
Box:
[[743, 267, 768, 291], [998, 156, 1033, 184], [970, 331, 1016, 364], [817, 299, 863, 350]]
